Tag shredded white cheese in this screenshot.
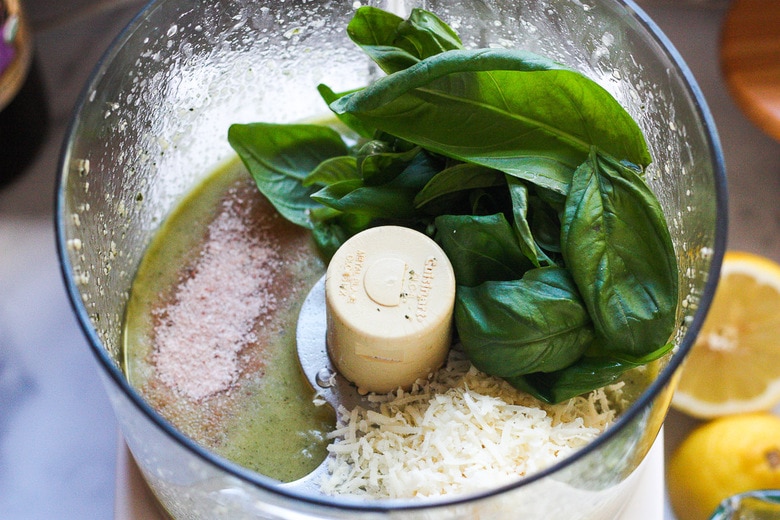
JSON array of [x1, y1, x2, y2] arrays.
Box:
[[320, 350, 621, 499]]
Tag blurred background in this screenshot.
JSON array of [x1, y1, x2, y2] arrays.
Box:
[[0, 0, 778, 518]]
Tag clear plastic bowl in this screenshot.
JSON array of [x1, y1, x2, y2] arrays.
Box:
[[56, 0, 727, 518]]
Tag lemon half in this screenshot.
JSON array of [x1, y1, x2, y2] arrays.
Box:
[[672, 251, 780, 418]]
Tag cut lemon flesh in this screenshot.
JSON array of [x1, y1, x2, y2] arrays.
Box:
[[672, 251, 780, 418]]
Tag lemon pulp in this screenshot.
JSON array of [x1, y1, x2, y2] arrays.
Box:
[[672, 251, 780, 418]]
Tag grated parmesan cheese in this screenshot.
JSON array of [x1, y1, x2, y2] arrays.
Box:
[[320, 350, 621, 499]]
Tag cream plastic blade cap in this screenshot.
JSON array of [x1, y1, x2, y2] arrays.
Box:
[[325, 226, 456, 394]]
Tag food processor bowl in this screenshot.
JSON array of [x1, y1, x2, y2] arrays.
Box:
[[56, 0, 727, 518]]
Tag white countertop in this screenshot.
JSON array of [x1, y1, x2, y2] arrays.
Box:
[[1, 1, 778, 519]]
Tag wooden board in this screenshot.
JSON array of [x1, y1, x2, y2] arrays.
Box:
[[721, 0, 780, 141]]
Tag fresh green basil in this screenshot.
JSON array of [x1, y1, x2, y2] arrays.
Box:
[[303, 156, 359, 187], [310, 207, 372, 261], [356, 141, 421, 185], [227, 123, 348, 228], [311, 149, 441, 220], [228, 6, 678, 403], [507, 176, 552, 267], [508, 340, 674, 403], [507, 356, 639, 404], [331, 48, 652, 176], [414, 163, 504, 209], [455, 267, 595, 377], [346, 6, 462, 74], [561, 148, 678, 356], [435, 213, 532, 287], [316, 84, 374, 138]]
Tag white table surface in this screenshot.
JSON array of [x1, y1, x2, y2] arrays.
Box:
[[1, 1, 779, 519]]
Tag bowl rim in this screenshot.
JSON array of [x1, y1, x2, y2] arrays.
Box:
[[54, 0, 728, 512]]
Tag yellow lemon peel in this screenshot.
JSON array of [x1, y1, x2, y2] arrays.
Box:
[[667, 413, 780, 520]]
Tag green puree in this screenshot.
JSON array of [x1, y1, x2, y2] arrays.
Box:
[[122, 158, 334, 483]]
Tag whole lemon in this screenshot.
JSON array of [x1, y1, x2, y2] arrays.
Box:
[[667, 413, 780, 520]]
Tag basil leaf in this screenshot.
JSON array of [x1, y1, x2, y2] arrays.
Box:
[[311, 221, 347, 260], [228, 123, 347, 228], [528, 194, 563, 256], [561, 148, 678, 356], [346, 8, 417, 73], [346, 6, 462, 74], [309, 207, 372, 260], [435, 213, 532, 287], [311, 179, 405, 218], [414, 163, 504, 209], [311, 152, 439, 219], [303, 155, 359, 187], [356, 141, 421, 186], [394, 7, 462, 58], [331, 48, 652, 179], [311, 184, 421, 221], [455, 267, 595, 378], [507, 356, 638, 404], [467, 188, 506, 216], [317, 84, 375, 138], [535, 184, 568, 213], [507, 340, 674, 403], [507, 176, 554, 267], [503, 157, 577, 195]]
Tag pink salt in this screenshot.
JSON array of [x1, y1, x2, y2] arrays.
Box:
[[152, 193, 279, 401]]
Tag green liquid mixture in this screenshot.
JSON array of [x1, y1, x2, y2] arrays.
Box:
[[122, 159, 334, 482]]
